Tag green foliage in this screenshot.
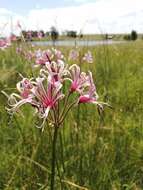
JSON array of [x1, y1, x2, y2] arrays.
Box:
[[123, 34, 131, 41], [0, 42, 143, 189], [66, 31, 77, 38], [50, 26, 59, 45], [124, 30, 138, 41], [131, 30, 138, 41]]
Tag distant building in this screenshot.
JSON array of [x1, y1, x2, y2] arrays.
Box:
[[105, 34, 114, 40]]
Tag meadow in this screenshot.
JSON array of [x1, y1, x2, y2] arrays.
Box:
[[0, 41, 143, 190]]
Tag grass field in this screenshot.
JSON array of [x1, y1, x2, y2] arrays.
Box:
[[0, 41, 143, 190]]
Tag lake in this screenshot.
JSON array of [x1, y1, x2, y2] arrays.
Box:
[[31, 40, 124, 47]]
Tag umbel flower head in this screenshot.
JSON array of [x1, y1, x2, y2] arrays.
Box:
[[0, 38, 11, 50], [69, 49, 93, 63], [83, 51, 93, 63], [4, 48, 108, 130]]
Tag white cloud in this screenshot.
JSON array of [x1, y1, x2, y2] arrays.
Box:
[[0, 8, 26, 36], [1, 0, 143, 36]]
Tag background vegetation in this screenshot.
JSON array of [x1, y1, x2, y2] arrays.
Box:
[[0, 41, 143, 190]]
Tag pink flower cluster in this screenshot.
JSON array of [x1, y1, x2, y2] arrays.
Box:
[[16, 47, 35, 61], [83, 51, 93, 63], [0, 35, 17, 50], [69, 49, 93, 63], [69, 50, 79, 61], [34, 48, 64, 65], [16, 47, 64, 64], [6, 48, 106, 129], [0, 38, 11, 50], [17, 47, 93, 67]]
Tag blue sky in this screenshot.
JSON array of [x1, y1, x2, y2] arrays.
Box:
[[0, 0, 66, 14], [0, 0, 143, 35], [0, 0, 95, 14]]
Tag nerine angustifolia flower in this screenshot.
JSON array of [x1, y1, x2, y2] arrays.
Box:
[[3, 47, 110, 190], [0, 38, 11, 50], [83, 51, 93, 63], [69, 49, 93, 63], [4, 48, 108, 130]]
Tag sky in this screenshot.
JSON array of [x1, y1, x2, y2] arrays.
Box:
[[0, 0, 143, 36]]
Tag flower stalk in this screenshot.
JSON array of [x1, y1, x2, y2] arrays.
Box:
[[51, 125, 59, 190]]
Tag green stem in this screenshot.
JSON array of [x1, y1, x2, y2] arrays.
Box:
[[59, 92, 71, 120], [51, 125, 58, 190], [59, 101, 76, 125]]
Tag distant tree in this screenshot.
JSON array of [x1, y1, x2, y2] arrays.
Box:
[[79, 33, 83, 38], [67, 31, 77, 38], [123, 34, 131, 41], [79, 32, 83, 38], [26, 31, 32, 41], [45, 31, 50, 37], [31, 31, 38, 38], [79, 30, 83, 38], [50, 26, 59, 46], [105, 33, 108, 40], [130, 30, 138, 40]]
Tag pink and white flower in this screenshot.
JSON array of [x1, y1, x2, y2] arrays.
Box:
[[53, 49, 64, 60], [17, 78, 34, 99], [69, 50, 79, 61], [0, 38, 11, 50], [0, 39, 7, 50], [83, 51, 93, 63], [26, 51, 35, 61], [16, 47, 23, 54], [32, 77, 64, 118], [40, 60, 69, 84], [4, 47, 109, 129], [6, 75, 65, 128], [34, 48, 64, 66], [78, 72, 99, 104], [37, 31, 43, 39], [68, 64, 89, 93], [7, 78, 34, 114], [35, 49, 50, 65]]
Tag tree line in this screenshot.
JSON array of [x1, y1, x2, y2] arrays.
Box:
[[21, 27, 81, 41]]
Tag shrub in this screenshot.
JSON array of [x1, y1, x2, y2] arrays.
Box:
[[130, 30, 138, 40]]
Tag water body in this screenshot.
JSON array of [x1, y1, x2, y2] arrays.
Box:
[[31, 40, 124, 47]]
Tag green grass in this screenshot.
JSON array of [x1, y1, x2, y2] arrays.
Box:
[[0, 41, 143, 190]]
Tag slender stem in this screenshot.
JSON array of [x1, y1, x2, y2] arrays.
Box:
[[53, 107, 57, 124], [59, 131, 65, 173], [56, 157, 64, 190], [51, 125, 58, 190], [59, 92, 71, 120], [59, 101, 77, 125]]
